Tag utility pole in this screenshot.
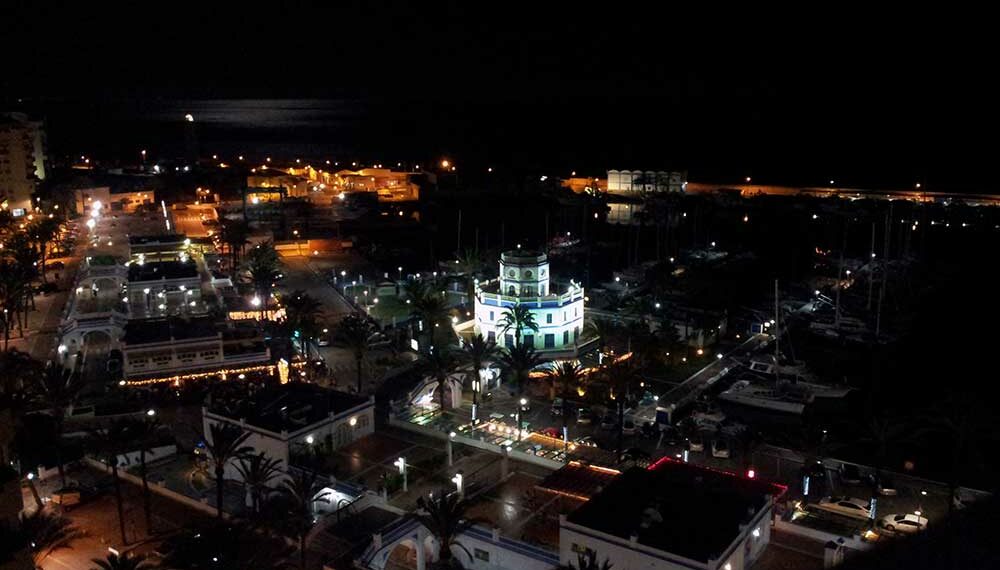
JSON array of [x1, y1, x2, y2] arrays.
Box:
[[867, 222, 875, 311], [834, 219, 848, 328]]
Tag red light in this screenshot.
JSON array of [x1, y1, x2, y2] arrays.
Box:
[[747, 469, 756, 479]]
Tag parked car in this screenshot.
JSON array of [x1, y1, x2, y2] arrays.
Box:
[[876, 476, 898, 496], [539, 427, 561, 439], [621, 419, 637, 436], [839, 463, 864, 484], [879, 513, 928, 535], [711, 438, 731, 458], [576, 408, 594, 425], [574, 436, 598, 448], [622, 447, 651, 462], [600, 414, 618, 430], [45, 261, 65, 270], [688, 435, 705, 452], [816, 496, 872, 520]]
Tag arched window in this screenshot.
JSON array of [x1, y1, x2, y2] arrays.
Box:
[[508, 286, 516, 296]]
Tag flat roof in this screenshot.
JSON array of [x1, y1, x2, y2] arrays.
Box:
[[208, 383, 369, 433], [129, 234, 187, 245], [566, 458, 784, 563], [128, 260, 199, 281], [536, 461, 620, 502], [123, 316, 218, 345]]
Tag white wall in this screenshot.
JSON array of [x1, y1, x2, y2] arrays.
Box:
[[203, 400, 375, 484]]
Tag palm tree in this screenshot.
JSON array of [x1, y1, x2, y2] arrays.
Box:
[[498, 344, 544, 433], [29, 217, 61, 283], [204, 423, 252, 518], [601, 359, 643, 462], [157, 521, 295, 570], [31, 363, 84, 489], [584, 318, 621, 356], [410, 291, 451, 348], [560, 551, 614, 570], [548, 362, 585, 453], [242, 241, 281, 319], [18, 508, 85, 568], [234, 451, 284, 520], [90, 551, 152, 570], [420, 348, 460, 414], [497, 305, 538, 348], [221, 219, 250, 269], [90, 418, 133, 545], [126, 415, 161, 537], [460, 334, 497, 421], [278, 470, 330, 570], [337, 312, 375, 393], [283, 290, 324, 358], [412, 493, 482, 570]]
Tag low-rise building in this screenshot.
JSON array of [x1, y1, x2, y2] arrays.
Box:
[[74, 186, 155, 215], [607, 170, 686, 195], [475, 250, 586, 355], [561, 458, 783, 570], [203, 383, 374, 481], [121, 316, 269, 380], [126, 260, 204, 318]]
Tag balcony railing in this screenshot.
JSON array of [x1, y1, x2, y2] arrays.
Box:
[[476, 283, 584, 308]]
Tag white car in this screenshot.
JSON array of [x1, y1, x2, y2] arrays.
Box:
[[879, 513, 928, 535], [711, 439, 731, 458], [815, 496, 872, 520]]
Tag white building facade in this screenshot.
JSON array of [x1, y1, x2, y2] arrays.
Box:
[[474, 251, 585, 354], [607, 170, 685, 195]]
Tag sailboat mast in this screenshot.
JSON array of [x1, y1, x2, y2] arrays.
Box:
[[774, 279, 780, 367]]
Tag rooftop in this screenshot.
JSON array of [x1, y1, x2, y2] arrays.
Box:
[[208, 383, 370, 434], [500, 250, 547, 264], [123, 316, 218, 345], [128, 260, 199, 282], [536, 461, 620, 502], [566, 458, 784, 563], [129, 234, 188, 246]]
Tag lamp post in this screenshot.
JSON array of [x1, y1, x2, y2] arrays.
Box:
[[394, 457, 408, 492], [447, 431, 456, 466], [517, 398, 527, 442]]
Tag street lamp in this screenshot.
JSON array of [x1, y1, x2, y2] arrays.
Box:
[[517, 398, 528, 442], [394, 457, 408, 491]]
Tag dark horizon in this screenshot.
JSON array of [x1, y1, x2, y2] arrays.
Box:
[[4, 6, 997, 193]]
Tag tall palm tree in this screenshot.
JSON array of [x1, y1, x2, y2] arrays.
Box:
[[601, 359, 643, 462], [498, 344, 544, 428], [221, 219, 251, 270], [31, 363, 84, 489], [126, 415, 161, 537], [205, 423, 252, 518], [90, 551, 152, 570], [283, 290, 324, 358], [583, 318, 621, 356], [90, 418, 133, 545], [497, 305, 538, 348], [18, 508, 85, 568], [235, 451, 284, 520], [410, 291, 451, 349], [412, 494, 481, 570], [420, 348, 460, 414], [548, 362, 585, 453], [29, 217, 61, 283], [278, 470, 330, 570], [461, 334, 497, 421], [337, 312, 374, 393], [242, 241, 281, 319]]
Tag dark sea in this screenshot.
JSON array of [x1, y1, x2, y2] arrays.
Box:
[[32, 95, 999, 193]]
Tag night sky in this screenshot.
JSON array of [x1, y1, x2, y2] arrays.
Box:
[[4, 5, 996, 192]]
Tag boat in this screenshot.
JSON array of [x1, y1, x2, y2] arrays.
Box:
[[718, 380, 811, 414]]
